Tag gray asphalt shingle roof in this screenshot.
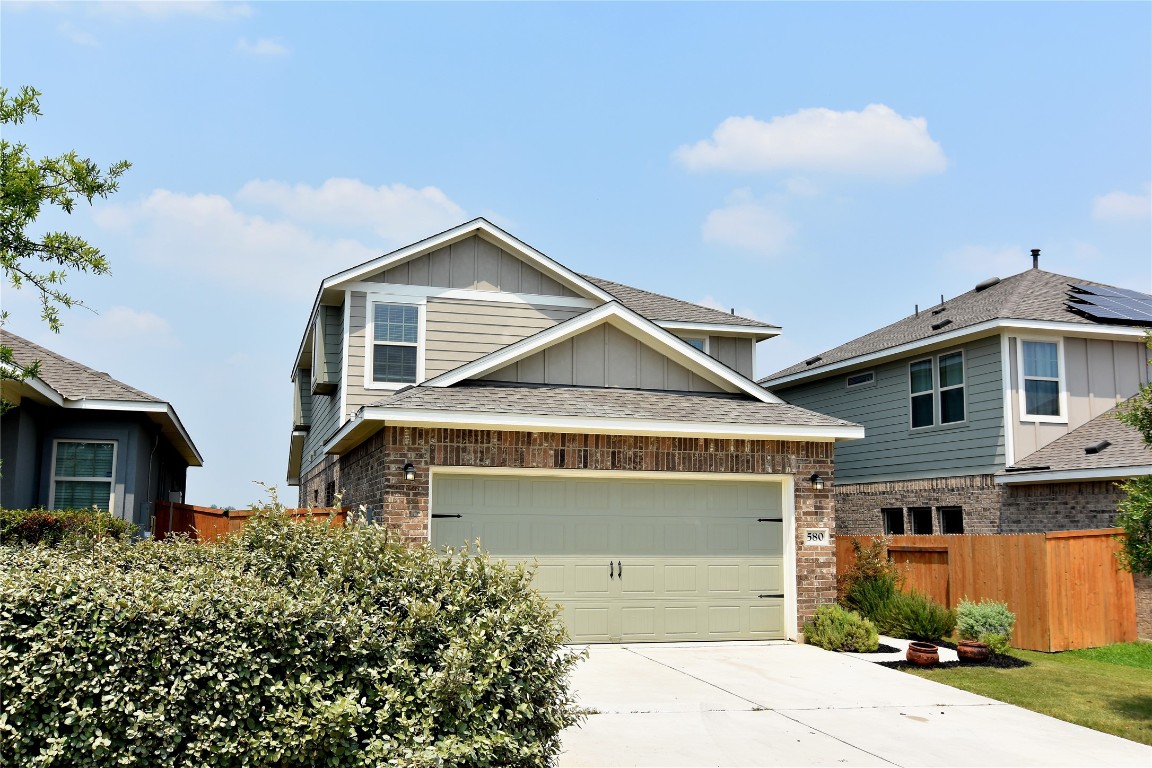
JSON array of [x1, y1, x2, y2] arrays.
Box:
[[1000, 402, 1151, 475], [1, 330, 161, 403], [762, 269, 1129, 383], [581, 274, 777, 329], [368, 382, 857, 428]]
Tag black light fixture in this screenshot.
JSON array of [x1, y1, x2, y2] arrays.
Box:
[[809, 472, 824, 491], [403, 462, 416, 481]]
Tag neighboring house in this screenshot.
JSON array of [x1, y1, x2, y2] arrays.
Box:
[[759, 253, 1151, 538], [1, 330, 203, 531], [287, 218, 862, 643]]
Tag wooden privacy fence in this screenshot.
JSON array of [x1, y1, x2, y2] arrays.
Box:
[[836, 530, 1136, 652], [151, 501, 347, 543]]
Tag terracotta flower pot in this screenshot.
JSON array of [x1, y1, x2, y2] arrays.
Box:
[[957, 640, 991, 663], [906, 641, 939, 666]]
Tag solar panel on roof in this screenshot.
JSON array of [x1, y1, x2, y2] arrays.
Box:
[[1065, 284, 1152, 326]]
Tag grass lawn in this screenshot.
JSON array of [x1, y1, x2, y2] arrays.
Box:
[[903, 642, 1152, 746]]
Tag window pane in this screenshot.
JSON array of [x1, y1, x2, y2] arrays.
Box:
[[374, 304, 418, 344], [882, 508, 905, 535], [940, 387, 965, 424], [939, 352, 963, 388], [54, 480, 112, 511], [1022, 341, 1058, 378], [1024, 379, 1060, 416], [685, 338, 705, 351], [939, 507, 964, 534], [373, 344, 417, 383], [54, 442, 114, 479], [911, 507, 933, 534], [911, 392, 934, 428], [910, 360, 933, 393]]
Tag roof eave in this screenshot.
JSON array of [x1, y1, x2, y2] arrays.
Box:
[[996, 465, 1152, 484], [655, 320, 781, 340], [65, 399, 204, 467]]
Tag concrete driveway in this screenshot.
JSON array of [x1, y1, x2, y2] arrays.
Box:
[[558, 642, 1151, 767]]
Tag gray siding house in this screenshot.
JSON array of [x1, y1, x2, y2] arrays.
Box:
[[1, 331, 203, 531], [287, 218, 863, 643], [760, 256, 1151, 537]]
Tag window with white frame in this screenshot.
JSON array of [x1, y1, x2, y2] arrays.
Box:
[[682, 337, 707, 352], [909, 351, 965, 429], [50, 440, 116, 511], [1019, 339, 1063, 419], [371, 302, 419, 384]]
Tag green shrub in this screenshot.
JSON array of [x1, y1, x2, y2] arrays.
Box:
[[957, 598, 1016, 653], [804, 604, 879, 652], [885, 590, 957, 641], [0, 505, 583, 767], [836, 537, 902, 601], [0, 507, 135, 546], [841, 571, 899, 628]]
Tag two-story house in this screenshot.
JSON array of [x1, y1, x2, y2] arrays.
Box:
[[1, 330, 203, 531], [286, 218, 862, 643], [759, 251, 1151, 538]]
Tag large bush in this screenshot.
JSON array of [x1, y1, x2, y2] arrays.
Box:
[[803, 604, 879, 652], [0, 509, 583, 767], [0, 507, 135, 546], [957, 598, 1016, 654], [885, 590, 957, 641]]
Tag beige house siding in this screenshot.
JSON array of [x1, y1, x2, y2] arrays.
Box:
[[708, 335, 756, 378], [482, 323, 725, 393], [365, 234, 582, 296], [1009, 334, 1151, 460]]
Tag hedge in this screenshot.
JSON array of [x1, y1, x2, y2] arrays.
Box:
[[0, 510, 583, 767], [0, 507, 135, 546]]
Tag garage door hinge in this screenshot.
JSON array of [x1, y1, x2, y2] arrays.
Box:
[[757, 518, 783, 523], [431, 514, 462, 519], [757, 593, 784, 599]]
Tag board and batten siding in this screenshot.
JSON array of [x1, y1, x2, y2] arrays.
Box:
[[345, 292, 586, 414], [482, 323, 725, 393], [1009, 335, 1151, 460], [774, 335, 1005, 483], [708, 336, 756, 379], [365, 234, 583, 297]]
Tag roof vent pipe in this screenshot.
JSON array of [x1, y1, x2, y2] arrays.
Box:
[[1031, 248, 1040, 269]]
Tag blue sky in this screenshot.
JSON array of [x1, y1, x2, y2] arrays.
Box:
[[3, 1, 1149, 507]]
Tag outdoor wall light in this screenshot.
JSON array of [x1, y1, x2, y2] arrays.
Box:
[[809, 473, 824, 491], [403, 462, 416, 481]]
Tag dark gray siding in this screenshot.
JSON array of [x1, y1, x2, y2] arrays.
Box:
[[773, 334, 1005, 482]]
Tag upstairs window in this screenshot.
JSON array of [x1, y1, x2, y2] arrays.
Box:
[[881, 508, 905, 535], [910, 507, 933, 534], [50, 440, 116, 512], [1020, 339, 1063, 420], [371, 302, 419, 384], [910, 351, 965, 429]]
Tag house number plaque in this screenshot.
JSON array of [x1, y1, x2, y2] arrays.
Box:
[[804, 528, 829, 546]]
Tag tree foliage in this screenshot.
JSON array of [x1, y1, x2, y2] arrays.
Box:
[[0, 85, 130, 402], [1114, 331, 1152, 575]]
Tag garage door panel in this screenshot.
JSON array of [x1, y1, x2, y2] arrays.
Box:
[[431, 474, 786, 642]]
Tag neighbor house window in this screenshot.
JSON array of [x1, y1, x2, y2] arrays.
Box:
[[846, 370, 876, 389], [1019, 339, 1063, 420], [371, 302, 420, 384], [682, 337, 707, 352], [910, 507, 933, 534], [909, 351, 965, 429], [882, 508, 905, 535], [50, 440, 116, 512], [939, 506, 964, 534]]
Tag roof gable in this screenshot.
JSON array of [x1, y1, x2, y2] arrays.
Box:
[[580, 274, 780, 334], [422, 301, 781, 403]]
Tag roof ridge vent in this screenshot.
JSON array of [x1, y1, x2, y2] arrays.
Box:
[[1084, 440, 1111, 455], [974, 276, 1001, 292]]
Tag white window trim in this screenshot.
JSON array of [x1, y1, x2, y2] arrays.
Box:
[[1016, 336, 1068, 424], [846, 370, 876, 389], [48, 439, 117, 512], [908, 350, 966, 430], [363, 294, 426, 391], [310, 313, 324, 391]]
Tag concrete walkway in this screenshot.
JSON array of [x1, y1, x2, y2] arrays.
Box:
[[559, 642, 1151, 767]]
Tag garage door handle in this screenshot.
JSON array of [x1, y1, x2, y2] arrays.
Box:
[[609, 561, 614, 579], [617, 560, 622, 577]]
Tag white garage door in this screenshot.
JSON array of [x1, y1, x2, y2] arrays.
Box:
[[430, 473, 786, 643]]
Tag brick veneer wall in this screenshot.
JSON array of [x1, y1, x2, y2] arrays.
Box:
[[308, 425, 836, 636], [1135, 575, 1152, 641], [832, 474, 1002, 535], [999, 480, 1123, 532]]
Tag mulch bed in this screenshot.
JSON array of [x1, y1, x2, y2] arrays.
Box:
[[879, 654, 1031, 670]]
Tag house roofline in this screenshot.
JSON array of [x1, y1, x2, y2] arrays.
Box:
[[995, 465, 1152, 484], [760, 319, 1149, 389]]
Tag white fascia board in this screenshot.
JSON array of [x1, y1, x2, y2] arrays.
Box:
[[6, 374, 65, 406], [761, 319, 1151, 389], [65, 399, 204, 466], [996, 465, 1152, 484], [655, 320, 781, 339], [321, 219, 615, 303], [341, 281, 598, 310], [423, 301, 781, 403], [287, 430, 308, 485], [325, 405, 864, 454]]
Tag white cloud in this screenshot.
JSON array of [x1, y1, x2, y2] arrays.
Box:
[[695, 295, 773, 325], [57, 21, 98, 46], [93, 189, 381, 298], [941, 242, 1107, 283], [237, 178, 466, 244], [79, 306, 179, 348], [1092, 184, 1151, 221], [675, 104, 947, 178], [702, 196, 795, 259], [89, 1, 253, 21], [236, 37, 289, 57]]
